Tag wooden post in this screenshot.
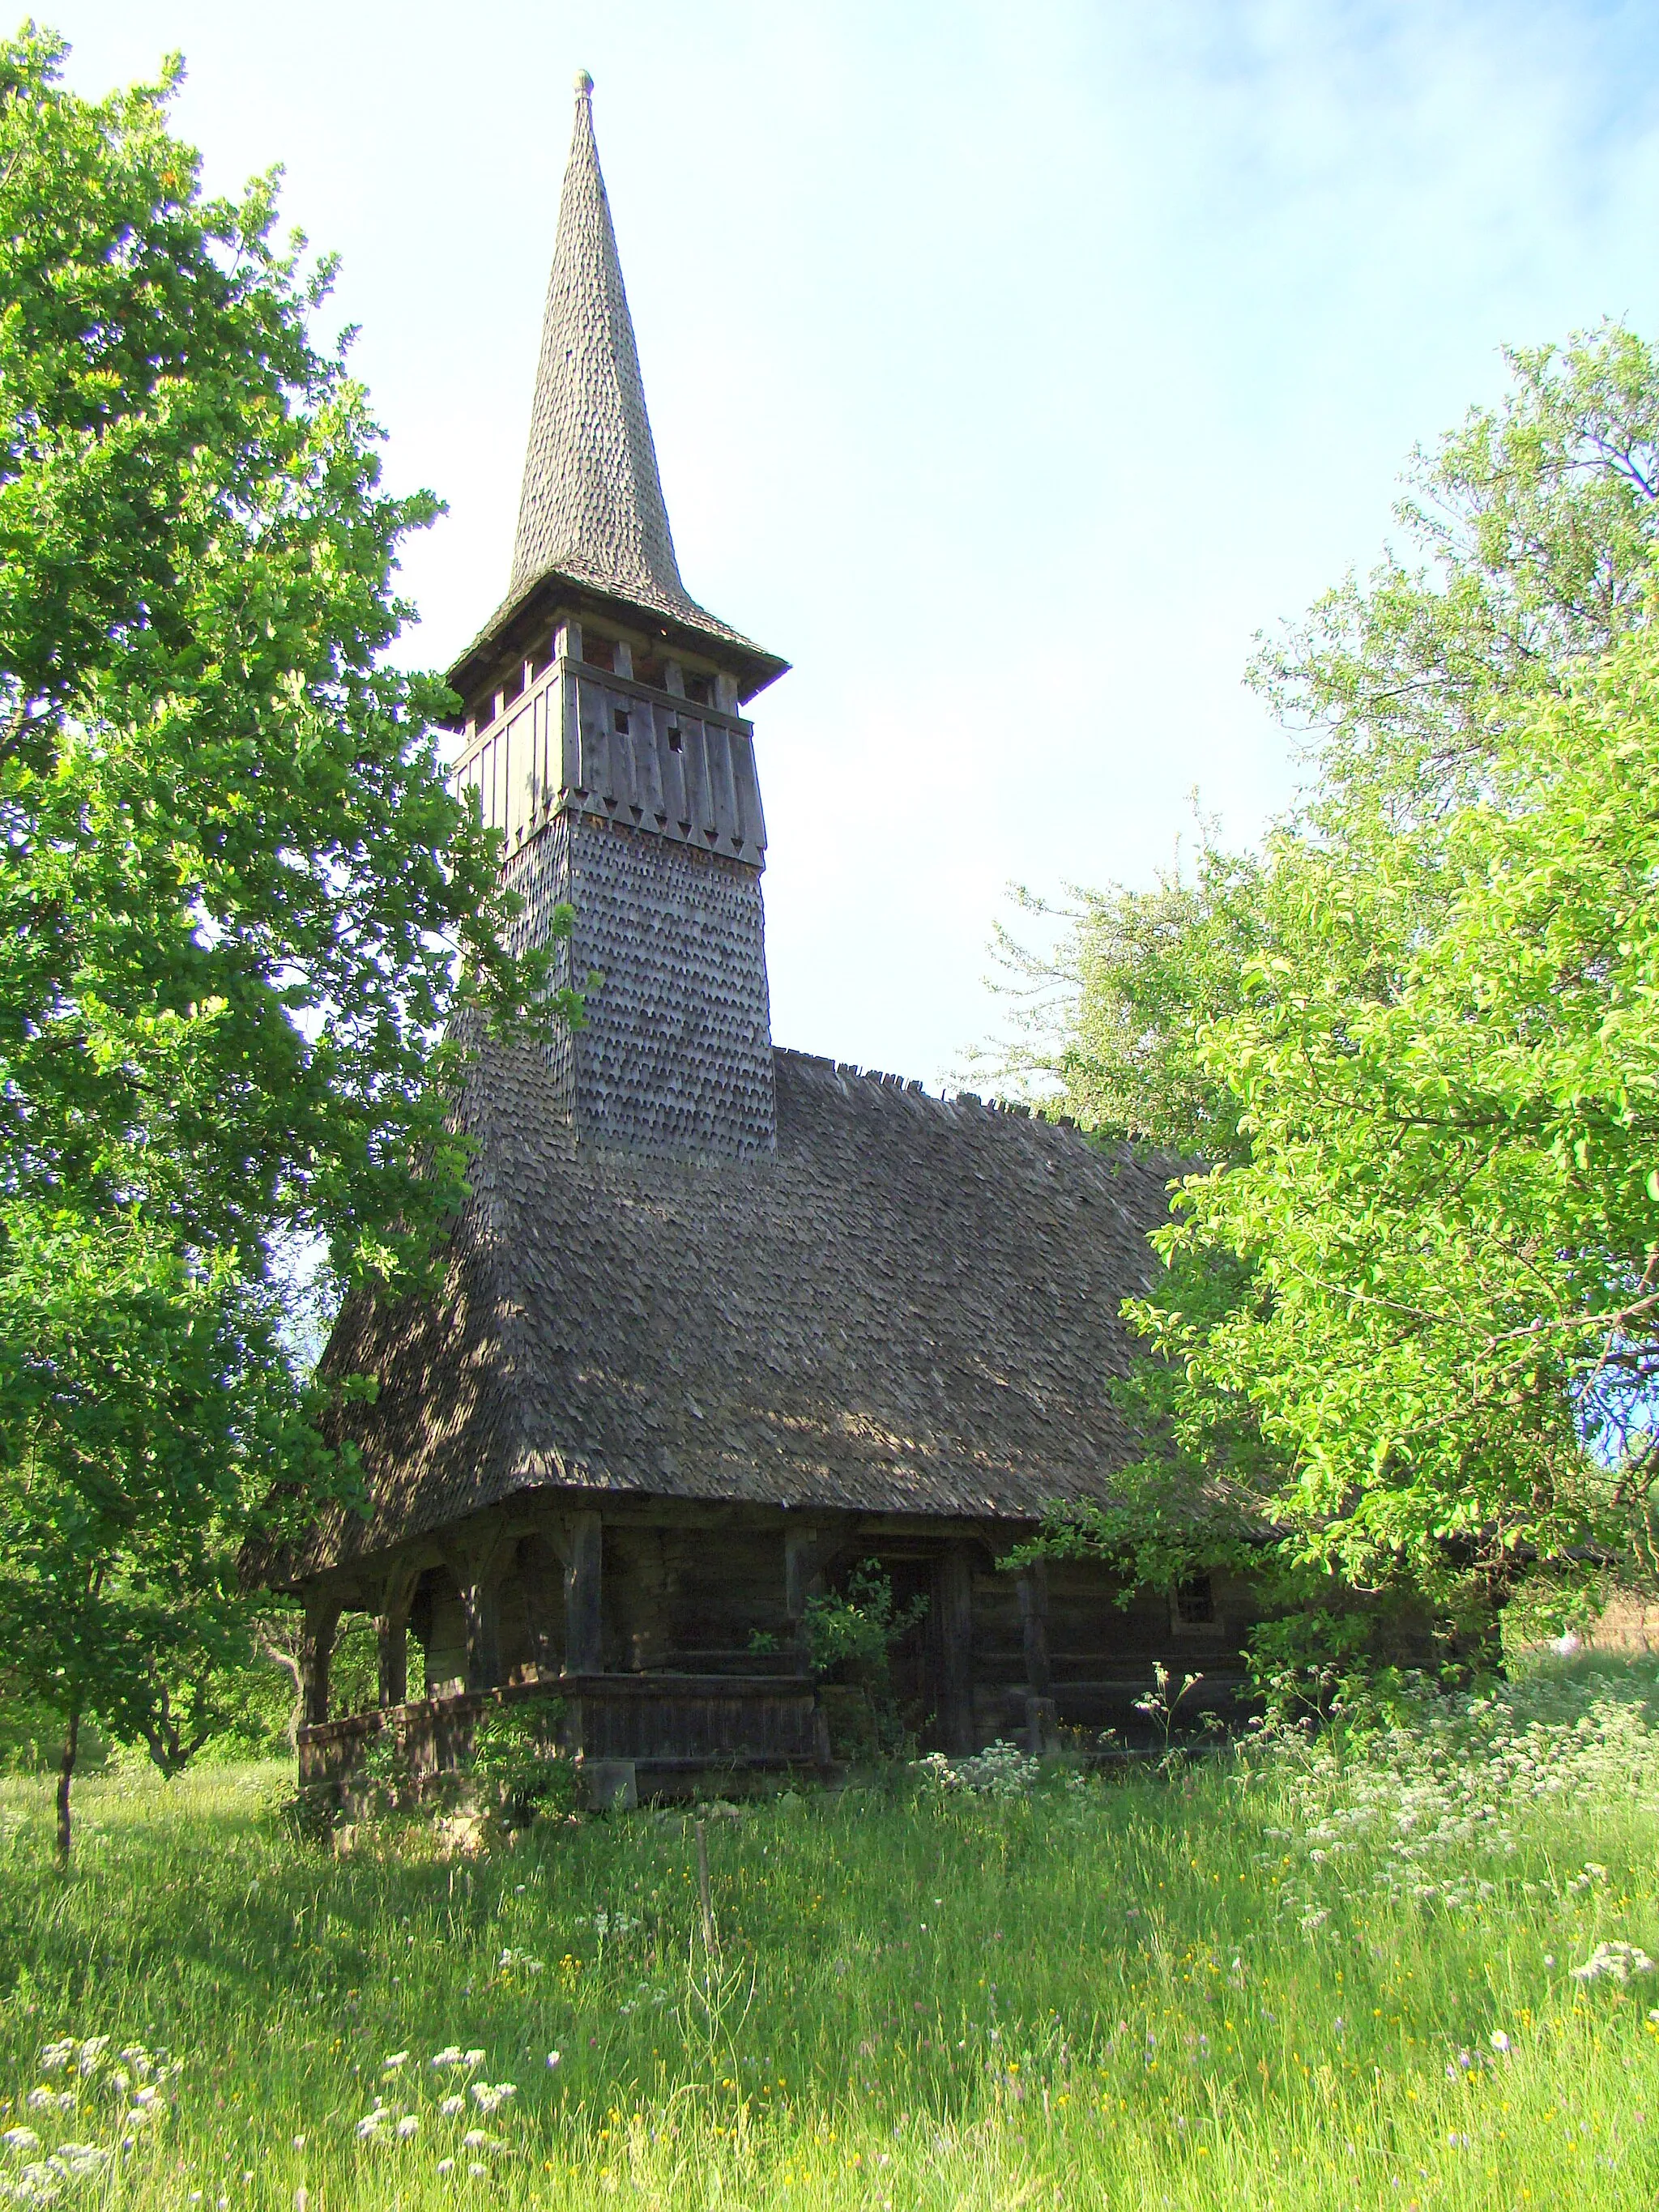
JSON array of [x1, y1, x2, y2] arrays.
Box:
[[564, 1511, 603, 1675], [376, 1566, 421, 1709], [447, 1529, 511, 1696], [1018, 1562, 1056, 1755], [784, 1525, 820, 1664], [938, 1545, 975, 1756], [518, 1533, 562, 1677], [1017, 1562, 1052, 1698], [299, 1592, 341, 1731]]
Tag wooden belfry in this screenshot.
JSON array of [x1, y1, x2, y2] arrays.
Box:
[[446, 70, 787, 1164], [264, 78, 1253, 1803]]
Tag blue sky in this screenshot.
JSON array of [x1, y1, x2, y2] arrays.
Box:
[[52, 1, 1659, 1084]]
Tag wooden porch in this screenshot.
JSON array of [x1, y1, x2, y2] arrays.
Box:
[[297, 1669, 830, 1810]]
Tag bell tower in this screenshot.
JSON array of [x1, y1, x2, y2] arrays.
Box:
[[447, 73, 787, 1160]]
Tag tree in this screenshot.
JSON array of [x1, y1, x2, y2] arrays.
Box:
[[1016, 325, 1659, 1628], [0, 31, 577, 1852]]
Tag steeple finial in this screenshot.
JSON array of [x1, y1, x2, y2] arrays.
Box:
[[510, 72, 692, 614]]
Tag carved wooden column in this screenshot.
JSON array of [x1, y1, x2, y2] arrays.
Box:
[[1017, 1561, 1056, 1754], [563, 1511, 603, 1676], [299, 1591, 341, 1731], [938, 1545, 975, 1756], [376, 1565, 422, 1709], [784, 1525, 821, 1666], [518, 1532, 563, 1677], [447, 1528, 512, 1695]]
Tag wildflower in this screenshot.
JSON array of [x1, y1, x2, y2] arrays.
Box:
[[1491, 2031, 1512, 2054], [382, 2052, 409, 2072], [36, 2046, 73, 2075], [75, 2042, 108, 2077], [463, 2131, 488, 2150], [471, 2082, 517, 2115], [53, 2146, 105, 2179], [439, 2096, 465, 2118], [430, 2048, 464, 2069], [2, 2132, 40, 2155], [1571, 1941, 1657, 1984], [547, 2052, 561, 2069], [396, 2116, 419, 2141], [463, 2050, 485, 2069], [291, 2137, 305, 2154], [468, 2163, 486, 2178], [295, 2189, 308, 2212], [436, 2159, 454, 2176]]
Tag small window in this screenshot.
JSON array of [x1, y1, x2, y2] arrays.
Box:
[[585, 637, 616, 674], [684, 671, 714, 706], [1175, 1575, 1216, 1626], [666, 725, 683, 752], [612, 708, 630, 735]]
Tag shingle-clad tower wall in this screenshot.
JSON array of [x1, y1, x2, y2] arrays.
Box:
[[447, 74, 787, 1161]]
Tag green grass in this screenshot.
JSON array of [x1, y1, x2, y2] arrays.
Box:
[[1, 1663, 1658, 2208]]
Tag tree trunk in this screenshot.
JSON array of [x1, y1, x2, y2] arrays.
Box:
[[55, 1701, 79, 1867]]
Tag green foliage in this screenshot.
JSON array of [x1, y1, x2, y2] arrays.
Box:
[[467, 1694, 574, 1827], [802, 1564, 928, 1684], [3, 1661, 1659, 2202], [1017, 322, 1659, 1607], [0, 32, 578, 1835], [804, 1563, 929, 1761]]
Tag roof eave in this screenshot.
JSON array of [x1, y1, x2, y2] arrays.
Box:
[[446, 568, 790, 710]]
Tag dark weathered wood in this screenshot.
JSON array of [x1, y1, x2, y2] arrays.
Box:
[[564, 1511, 603, 1673], [1018, 1562, 1052, 1699], [300, 1593, 341, 1729], [376, 1566, 422, 1709], [296, 1671, 825, 1807], [938, 1545, 975, 1755], [446, 1528, 514, 1694]]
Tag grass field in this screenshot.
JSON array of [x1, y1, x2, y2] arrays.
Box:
[[0, 1660, 1657, 2210]]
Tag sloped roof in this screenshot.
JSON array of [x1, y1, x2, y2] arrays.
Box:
[[266, 1049, 1178, 1586], [457, 74, 777, 685]]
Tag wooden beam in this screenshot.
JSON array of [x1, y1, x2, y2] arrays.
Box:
[[376, 1564, 422, 1709], [1018, 1562, 1052, 1698], [939, 1545, 975, 1756], [445, 1527, 514, 1696], [564, 1511, 604, 1675], [299, 1592, 341, 1730]]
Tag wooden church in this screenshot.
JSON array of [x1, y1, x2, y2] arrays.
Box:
[[271, 75, 1254, 1802]]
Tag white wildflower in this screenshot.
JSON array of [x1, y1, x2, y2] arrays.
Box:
[[546, 2051, 561, 2069], [382, 2052, 409, 2072], [439, 2095, 465, 2118], [463, 2049, 485, 2068], [1, 2133, 40, 2155], [436, 2158, 454, 2176], [468, 2163, 485, 2178], [1491, 2031, 1512, 2054], [51, 2147, 105, 2179], [470, 2082, 516, 2115], [395, 2116, 419, 2141], [462, 2131, 488, 2150], [36, 2047, 73, 2076], [1572, 1940, 1656, 1984]]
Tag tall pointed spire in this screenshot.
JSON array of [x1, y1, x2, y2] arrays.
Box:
[[511, 74, 696, 616]]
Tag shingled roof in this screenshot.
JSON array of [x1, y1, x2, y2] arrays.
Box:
[[453, 75, 779, 692], [267, 1049, 1177, 1586]]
